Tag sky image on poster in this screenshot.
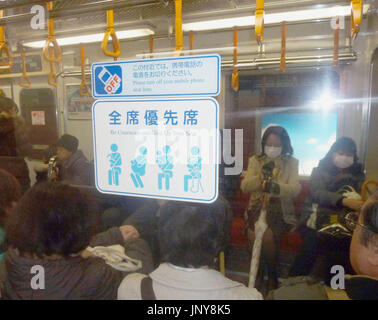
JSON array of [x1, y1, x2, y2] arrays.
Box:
[[262, 112, 337, 176]]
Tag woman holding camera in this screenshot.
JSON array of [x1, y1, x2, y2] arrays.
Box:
[[241, 126, 301, 291]]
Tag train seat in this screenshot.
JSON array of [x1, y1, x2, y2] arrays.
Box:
[[230, 178, 310, 253]]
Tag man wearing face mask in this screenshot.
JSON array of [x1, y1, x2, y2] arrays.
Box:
[[241, 126, 301, 292], [290, 137, 365, 283]]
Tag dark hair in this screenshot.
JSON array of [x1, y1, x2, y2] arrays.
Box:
[[158, 200, 228, 268], [360, 202, 378, 246], [6, 181, 97, 257], [320, 137, 361, 172], [260, 126, 293, 158], [325, 136, 357, 160], [0, 96, 18, 114], [56, 134, 79, 154], [0, 169, 21, 228]]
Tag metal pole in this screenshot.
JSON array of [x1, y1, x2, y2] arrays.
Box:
[[49, 0, 161, 19], [0, 0, 161, 24], [60, 53, 356, 78], [0, 0, 53, 10]]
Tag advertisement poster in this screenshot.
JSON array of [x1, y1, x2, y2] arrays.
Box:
[[31, 110, 46, 126], [66, 84, 95, 120]]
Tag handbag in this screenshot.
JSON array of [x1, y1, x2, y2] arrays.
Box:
[[306, 185, 360, 240]]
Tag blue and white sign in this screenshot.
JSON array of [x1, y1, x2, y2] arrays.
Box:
[[92, 54, 220, 98], [92, 98, 219, 203]]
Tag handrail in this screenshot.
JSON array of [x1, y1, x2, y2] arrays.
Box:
[[231, 26, 239, 92], [42, 1, 62, 63], [255, 0, 264, 46], [333, 17, 339, 69], [101, 9, 121, 59], [280, 21, 286, 72], [47, 46, 58, 87], [0, 10, 13, 71], [361, 180, 378, 202], [79, 44, 89, 96], [350, 0, 362, 39], [174, 0, 183, 56], [60, 52, 357, 77], [18, 52, 31, 88]]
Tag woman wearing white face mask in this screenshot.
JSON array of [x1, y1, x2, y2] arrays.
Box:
[[241, 126, 301, 292], [290, 137, 365, 283]]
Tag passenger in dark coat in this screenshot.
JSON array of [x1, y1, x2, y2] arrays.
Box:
[[0, 182, 153, 300], [0, 97, 32, 192], [122, 196, 233, 267], [290, 137, 365, 281], [53, 134, 92, 185]]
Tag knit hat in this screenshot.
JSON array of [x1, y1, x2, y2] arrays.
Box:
[[55, 134, 79, 153]]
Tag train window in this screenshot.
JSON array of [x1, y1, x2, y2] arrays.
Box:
[[262, 112, 337, 176], [225, 70, 340, 176]]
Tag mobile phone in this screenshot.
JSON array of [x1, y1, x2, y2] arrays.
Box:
[[98, 67, 112, 85]]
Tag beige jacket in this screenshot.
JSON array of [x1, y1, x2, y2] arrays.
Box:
[[118, 263, 263, 300], [241, 155, 301, 225]]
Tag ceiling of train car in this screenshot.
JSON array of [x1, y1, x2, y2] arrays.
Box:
[[1, 0, 374, 49]]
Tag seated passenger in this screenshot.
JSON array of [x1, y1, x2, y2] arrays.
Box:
[[0, 169, 21, 263], [122, 195, 233, 268], [268, 200, 378, 300], [118, 200, 262, 300], [52, 134, 91, 185], [290, 137, 365, 281], [0, 181, 153, 300], [241, 125, 301, 290]]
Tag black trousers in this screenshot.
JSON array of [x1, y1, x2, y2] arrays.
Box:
[[290, 226, 354, 285]]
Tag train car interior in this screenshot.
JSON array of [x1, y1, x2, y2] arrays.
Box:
[[0, 0, 377, 300]]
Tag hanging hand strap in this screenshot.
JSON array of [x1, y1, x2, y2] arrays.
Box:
[[18, 52, 31, 88], [280, 21, 286, 73], [48, 46, 58, 87], [231, 27, 239, 92], [350, 0, 362, 39], [101, 9, 121, 59], [361, 180, 378, 202], [255, 0, 264, 45], [333, 18, 339, 69], [0, 10, 13, 70], [43, 1, 62, 63], [79, 44, 89, 96], [174, 0, 183, 56]]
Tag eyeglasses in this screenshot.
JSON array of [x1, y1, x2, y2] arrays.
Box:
[[344, 212, 370, 232]]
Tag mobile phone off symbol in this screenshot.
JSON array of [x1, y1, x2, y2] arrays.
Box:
[[98, 67, 122, 94]]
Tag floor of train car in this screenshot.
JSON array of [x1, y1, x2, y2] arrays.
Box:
[[224, 246, 294, 288], [223, 246, 328, 297]]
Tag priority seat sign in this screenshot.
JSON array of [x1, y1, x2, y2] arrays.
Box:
[[92, 98, 219, 203], [92, 54, 220, 98], [91, 54, 221, 203]]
